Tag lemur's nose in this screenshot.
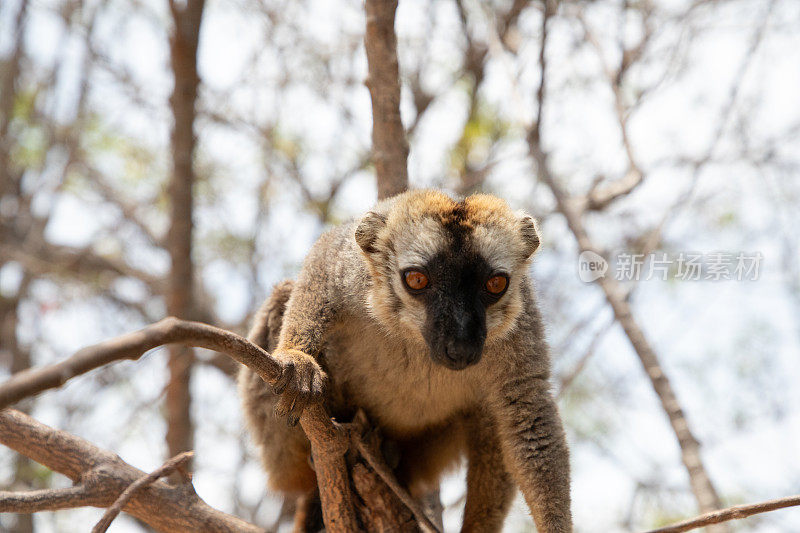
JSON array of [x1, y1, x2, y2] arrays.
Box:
[[444, 339, 482, 368]]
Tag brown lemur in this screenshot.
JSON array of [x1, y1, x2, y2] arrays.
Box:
[[239, 189, 572, 532]]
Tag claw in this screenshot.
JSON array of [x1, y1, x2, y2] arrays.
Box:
[[274, 391, 295, 418], [269, 352, 326, 425], [272, 361, 295, 395], [289, 393, 309, 426]]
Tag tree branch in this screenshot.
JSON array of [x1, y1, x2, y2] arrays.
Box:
[[165, 0, 205, 471], [556, 316, 615, 398], [0, 409, 264, 532], [0, 244, 163, 289], [92, 451, 194, 533], [526, 0, 724, 517], [572, 7, 645, 214], [0, 485, 104, 513], [0, 317, 359, 532], [583, 168, 644, 212], [364, 0, 409, 200], [351, 412, 441, 533], [0, 317, 280, 408], [644, 495, 800, 533]]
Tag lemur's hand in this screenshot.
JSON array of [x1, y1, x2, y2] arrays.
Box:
[[271, 348, 327, 426]]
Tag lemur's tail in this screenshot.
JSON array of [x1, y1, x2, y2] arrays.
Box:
[[248, 279, 294, 351]]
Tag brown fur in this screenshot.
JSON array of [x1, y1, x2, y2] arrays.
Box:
[[238, 190, 572, 532]]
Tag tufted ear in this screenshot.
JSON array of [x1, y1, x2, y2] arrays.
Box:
[[519, 214, 541, 258], [355, 211, 387, 254]]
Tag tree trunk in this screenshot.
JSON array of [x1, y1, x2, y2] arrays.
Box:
[[364, 0, 409, 200], [165, 0, 206, 472]]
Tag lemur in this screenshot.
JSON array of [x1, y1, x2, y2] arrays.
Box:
[[239, 189, 571, 532]]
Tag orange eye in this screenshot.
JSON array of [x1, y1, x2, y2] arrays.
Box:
[[404, 270, 429, 290], [486, 275, 508, 295]]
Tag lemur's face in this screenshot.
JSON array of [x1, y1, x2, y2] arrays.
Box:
[[356, 191, 539, 370]]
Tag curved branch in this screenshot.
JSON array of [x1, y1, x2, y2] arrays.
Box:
[[0, 317, 359, 532], [93, 451, 194, 533], [0, 409, 264, 532], [583, 168, 644, 212], [0, 317, 280, 409], [644, 495, 800, 533]]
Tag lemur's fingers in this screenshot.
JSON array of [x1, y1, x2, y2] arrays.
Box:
[[310, 369, 325, 402], [274, 363, 299, 417], [286, 366, 318, 425], [274, 387, 297, 418], [273, 356, 326, 425], [286, 395, 306, 427], [272, 360, 295, 395]]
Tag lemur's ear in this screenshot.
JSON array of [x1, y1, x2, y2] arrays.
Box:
[[355, 211, 387, 254], [519, 214, 541, 258]]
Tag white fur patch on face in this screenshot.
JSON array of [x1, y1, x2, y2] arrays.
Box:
[[392, 276, 428, 330], [471, 224, 519, 274], [394, 218, 449, 270]]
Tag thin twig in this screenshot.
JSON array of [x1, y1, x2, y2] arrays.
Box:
[[92, 451, 194, 533], [644, 495, 800, 533], [557, 316, 615, 398], [639, 0, 776, 256]]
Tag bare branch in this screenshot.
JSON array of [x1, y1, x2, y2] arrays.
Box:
[[406, 72, 433, 137], [87, 165, 163, 248], [0, 244, 163, 289], [364, 0, 409, 199], [0, 317, 280, 409], [645, 495, 800, 533], [556, 316, 615, 398], [0, 409, 263, 532], [525, 0, 724, 517], [583, 168, 644, 212], [352, 412, 441, 533], [572, 7, 645, 214], [299, 402, 359, 532], [0, 485, 103, 513], [639, 0, 776, 256], [92, 451, 194, 533], [166, 0, 206, 470], [0, 317, 359, 531]]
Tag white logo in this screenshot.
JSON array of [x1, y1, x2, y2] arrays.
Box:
[[578, 251, 607, 283]]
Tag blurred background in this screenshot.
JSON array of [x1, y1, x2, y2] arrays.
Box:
[[1, 0, 799, 531]]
